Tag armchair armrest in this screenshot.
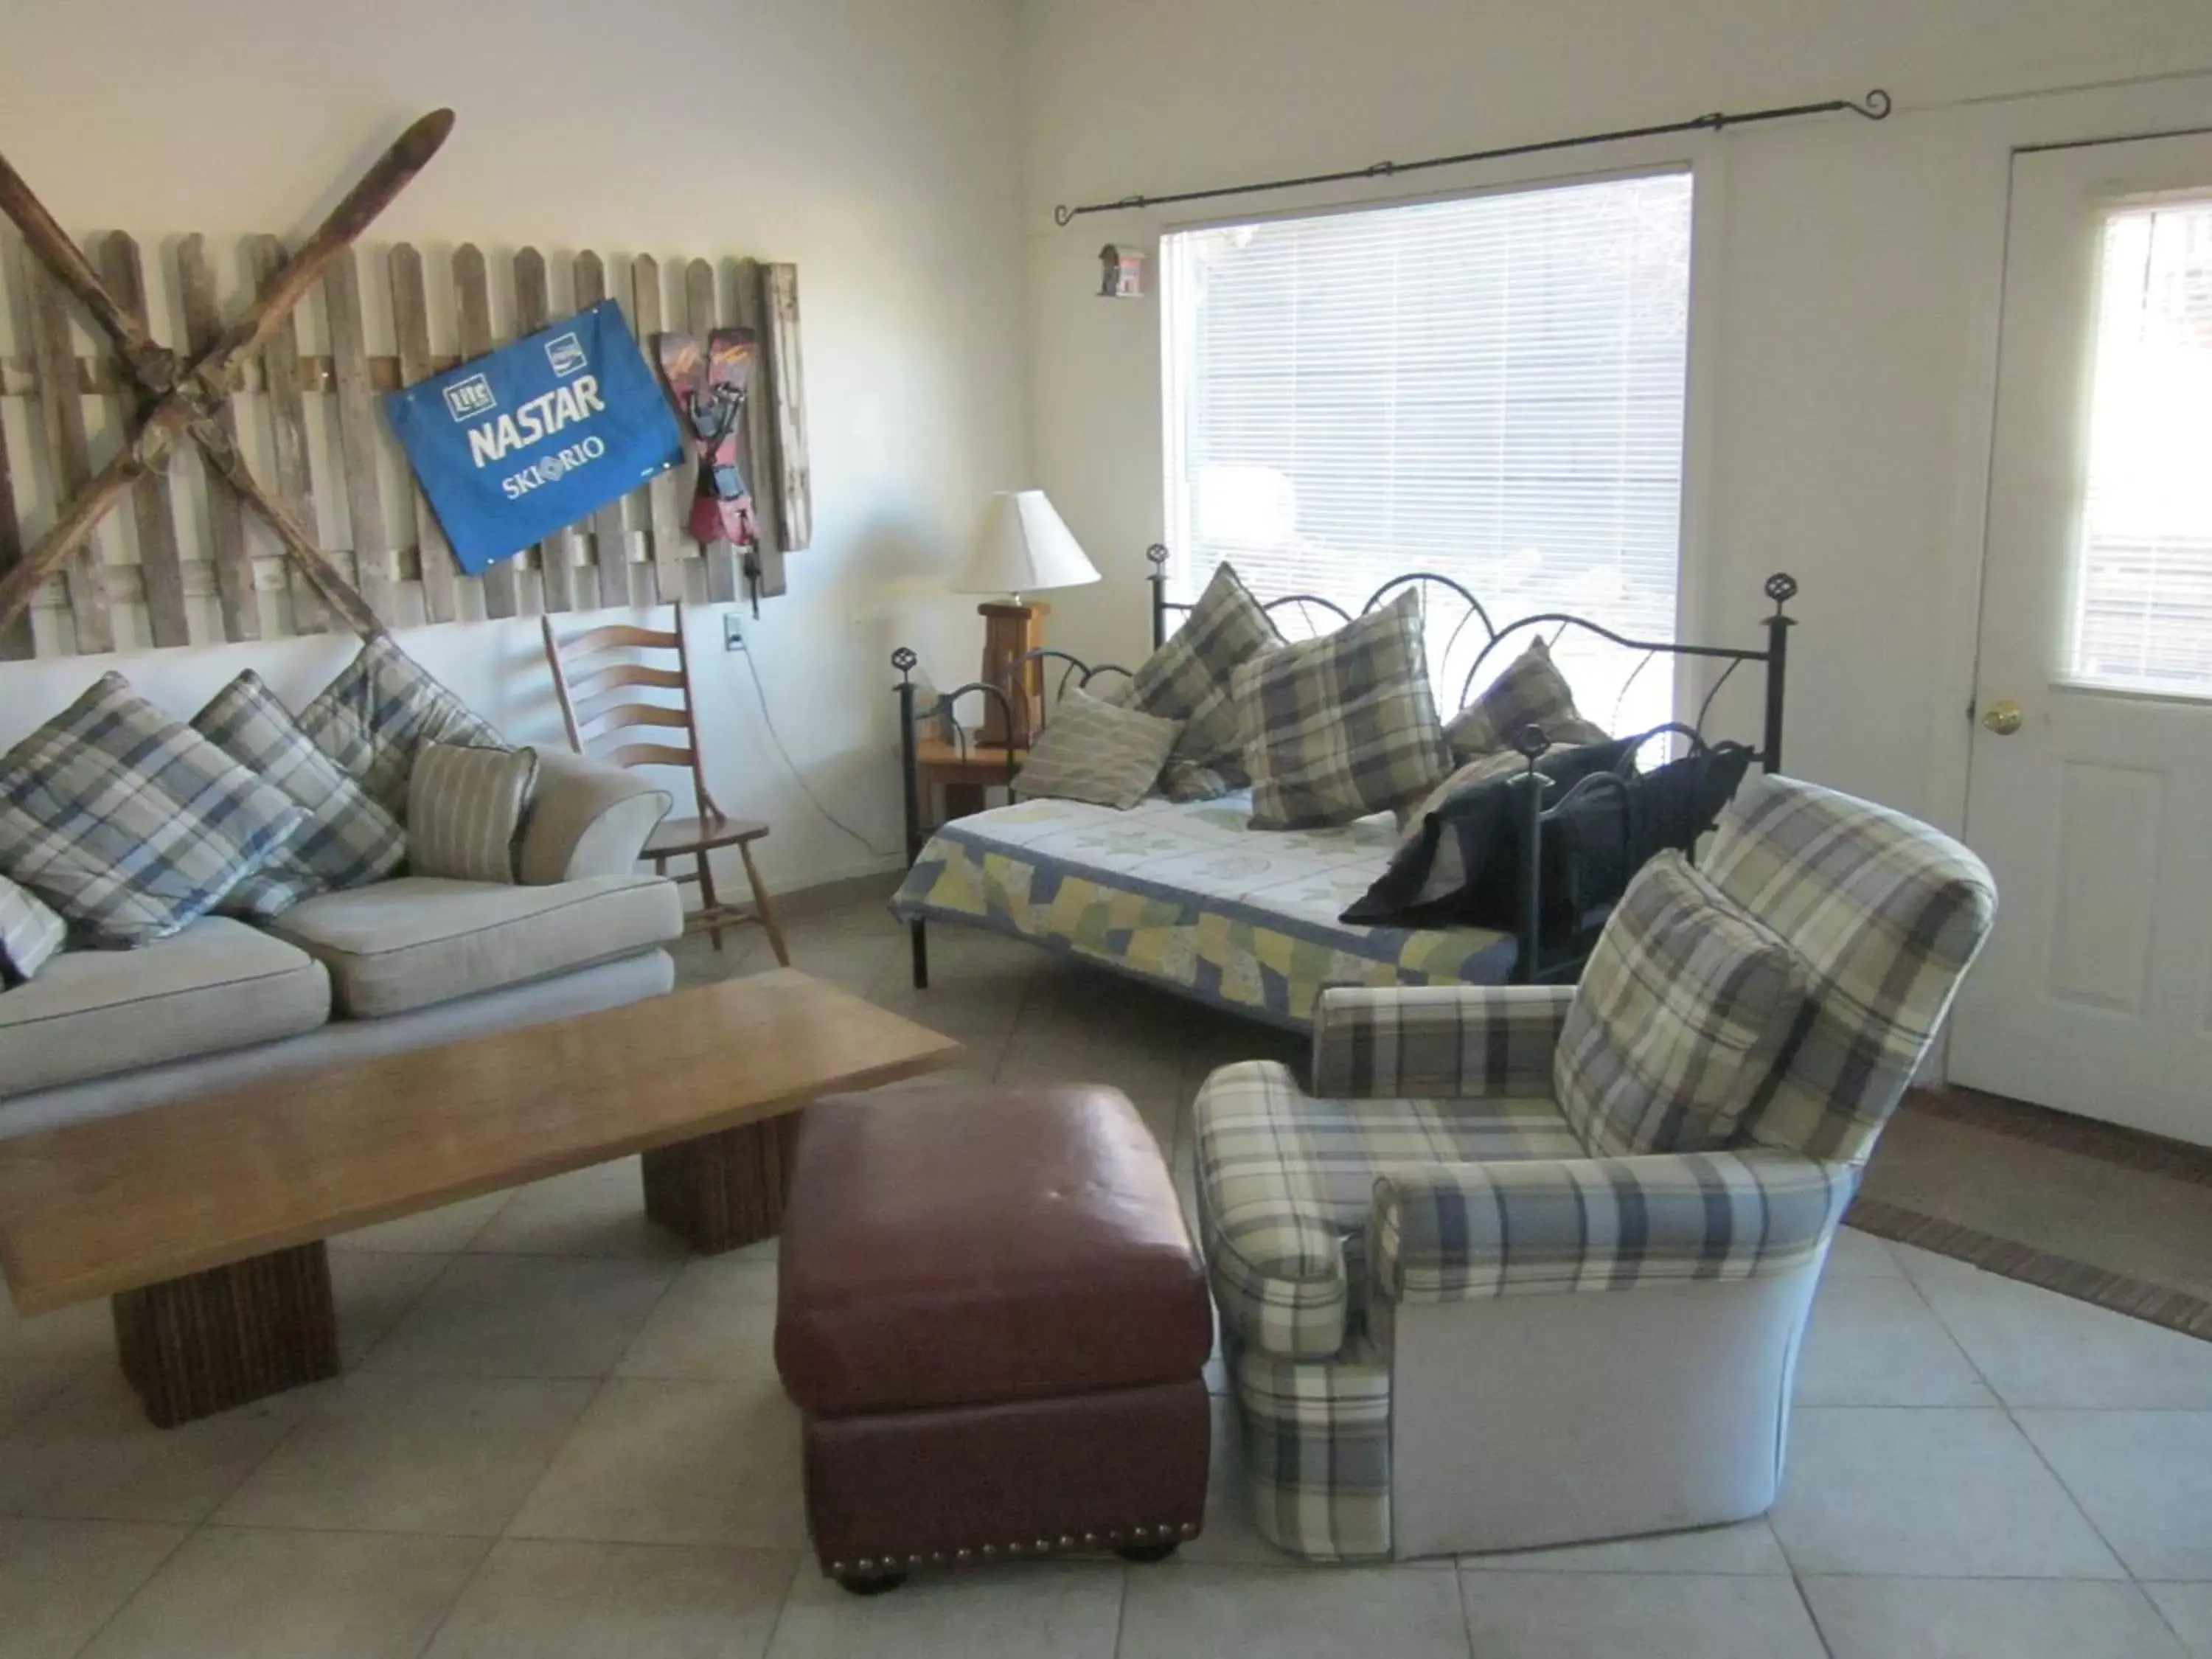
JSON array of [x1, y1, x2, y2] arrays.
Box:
[[517, 749, 674, 885], [1311, 984, 1576, 1099], [1371, 1148, 1854, 1304]]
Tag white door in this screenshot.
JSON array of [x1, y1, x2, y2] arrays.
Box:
[[1950, 131, 2212, 1147]]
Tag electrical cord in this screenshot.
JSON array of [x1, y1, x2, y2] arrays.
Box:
[[736, 640, 901, 861]]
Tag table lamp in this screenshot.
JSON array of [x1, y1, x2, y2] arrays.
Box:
[[950, 490, 1101, 747]]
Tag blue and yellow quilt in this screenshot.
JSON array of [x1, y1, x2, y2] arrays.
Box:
[[889, 793, 1515, 1029]]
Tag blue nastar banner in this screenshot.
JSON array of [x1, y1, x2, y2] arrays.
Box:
[[384, 299, 683, 574]]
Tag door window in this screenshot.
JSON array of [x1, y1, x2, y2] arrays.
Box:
[[2070, 197, 2212, 694]]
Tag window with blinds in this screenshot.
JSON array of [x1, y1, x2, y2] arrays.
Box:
[[1162, 170, 1694, 734], [2070, 197, 2212, 695]]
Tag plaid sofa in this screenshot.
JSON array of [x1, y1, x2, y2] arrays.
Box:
[[1192, 773, 1997, 1562]]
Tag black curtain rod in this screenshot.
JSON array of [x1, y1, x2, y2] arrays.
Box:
[[1052, 87, 1891, 226]]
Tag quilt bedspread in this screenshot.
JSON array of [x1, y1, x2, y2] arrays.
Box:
[[888, 793, 1515, 1029]]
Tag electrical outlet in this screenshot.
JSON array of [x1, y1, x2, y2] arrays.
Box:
[[723, 612, 746, 653]]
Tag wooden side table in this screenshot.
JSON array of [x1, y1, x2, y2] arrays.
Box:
[[915, 734, 1025, 826]]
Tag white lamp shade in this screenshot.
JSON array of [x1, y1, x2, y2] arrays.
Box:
[[951, 490, 1102, 597]]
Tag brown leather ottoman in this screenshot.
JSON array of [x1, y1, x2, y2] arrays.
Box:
[[775, 1083, 1212, 1593]]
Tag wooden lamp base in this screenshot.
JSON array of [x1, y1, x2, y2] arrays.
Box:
[[978, 600, 1048, 748]]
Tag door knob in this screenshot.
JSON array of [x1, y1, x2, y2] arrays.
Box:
[[1980, 698, 2024, 736]]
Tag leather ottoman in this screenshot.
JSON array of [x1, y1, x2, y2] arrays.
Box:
[[775, 1083, 1213, 1593]]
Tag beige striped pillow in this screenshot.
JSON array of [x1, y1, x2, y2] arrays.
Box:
[[406, 743, 538, 884]]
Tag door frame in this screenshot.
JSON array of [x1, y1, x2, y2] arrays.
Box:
[[1902, 81, 2212, 1079]]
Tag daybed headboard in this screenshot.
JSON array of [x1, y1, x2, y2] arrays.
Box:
[[1141, 546, 1799, 774]]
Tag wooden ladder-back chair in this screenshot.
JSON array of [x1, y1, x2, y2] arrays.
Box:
[[541, 604, 789, 962]]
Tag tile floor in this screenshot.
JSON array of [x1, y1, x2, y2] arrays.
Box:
[[2, 899, 2208, 1658]]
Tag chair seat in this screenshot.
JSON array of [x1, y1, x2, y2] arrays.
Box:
[[1192, 1059, 1580, 1360], [644, 814, 770, 858]]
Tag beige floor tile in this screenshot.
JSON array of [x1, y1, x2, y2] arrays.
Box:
[[1792, 1276, 1995, 1407], [361, 1253, 679, 1379], [1175, 1394, 1295, 1567], [465, 1158, 692, 1261], [1886, 1239, 1982, 1284], [507, 1378, 805, 1548], [338, 1191, 509, 1254], [1824, 1226, 1907, 1279], [0, 1369, 309, 1523], [2014, 1411, 2212, 1581], [1912, 1268, 2212, 1409], [0, 1291, 113, 1367], [997, 1033, 1185, 1150], [215, 1374, 594, 1536], [779, 923, 905, 995], [329, 1249, 449, 1368], [2146, 1583, 2212, 1658], [617, 1259, 781, 1383], [0, 1517, 185, 1659], [1118, 1562, 1470, 1659], [1770, 1406, 2124, 1579], [866, 976, 1028, 1051], [0, 1361, 81, 1438], [767, 1559, 1124, 1659], [1459, 1517, 1791, 1575], [424, 1539, 797, 1659], [1801, 1576, 2188, 1658], [1459, 1570, 1826, 1658], [78, 1526, 488, 1659]]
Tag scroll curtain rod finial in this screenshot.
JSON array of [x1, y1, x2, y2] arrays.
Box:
[[1051, 86, 1892, 227]]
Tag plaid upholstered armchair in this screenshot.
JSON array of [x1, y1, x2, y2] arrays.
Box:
[[1191, 773, 1996, 1563]]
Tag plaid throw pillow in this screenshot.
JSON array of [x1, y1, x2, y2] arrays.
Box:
[[407, 742, 540, 883], [297, 636, 507, 814], [1014, 686, 1182, 810], [1235, 591, 1451, 830], [1122, 563, 1280, 799], [1446, 638, 1607, 762], [0, 674, 306, 948], [0, 873, 66, 987], [192, 670, 408, 920], [1554, 849, 1807, 1156]]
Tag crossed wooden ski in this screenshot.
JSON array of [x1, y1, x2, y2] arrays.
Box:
[[0, 109, 456, 642]]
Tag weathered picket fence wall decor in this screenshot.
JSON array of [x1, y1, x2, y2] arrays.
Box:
[[0, 231, 811, 659]]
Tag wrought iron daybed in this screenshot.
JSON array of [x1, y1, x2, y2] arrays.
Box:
[[888, 549, 1798, 1029]]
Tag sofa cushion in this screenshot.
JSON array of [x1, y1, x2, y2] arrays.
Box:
[[1554, 850, 1808, 1157], [269, 874, 682, 1018], [296, 635, 507, 814], [1, 874, 66, 987], [1234, 590, 1451, 830], [1444, 637, 1609, 763], [0, 673, 307, 947], [1193, 1058, 1582, 1359], [1118, 563, 1281, 799], [0, 919, 330, 1097], [192, 669, 407, 920], [1013, 686, 1181, 810], [408, 742, 538, 883]]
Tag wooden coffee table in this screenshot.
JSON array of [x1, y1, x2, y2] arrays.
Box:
[[0, 970, 959, 1427]]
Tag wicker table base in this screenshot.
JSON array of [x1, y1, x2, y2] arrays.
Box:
[[113, 1242, 340, 1428], [641, 1113, 805, 1254]]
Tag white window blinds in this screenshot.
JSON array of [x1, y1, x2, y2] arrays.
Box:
[[1162, 170, 1693, 734], [2071, 198, 2212, 695]]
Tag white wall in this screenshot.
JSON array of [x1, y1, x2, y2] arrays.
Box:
[[0, 0, 1026, 894], [1019, 0, 2212, 828]]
